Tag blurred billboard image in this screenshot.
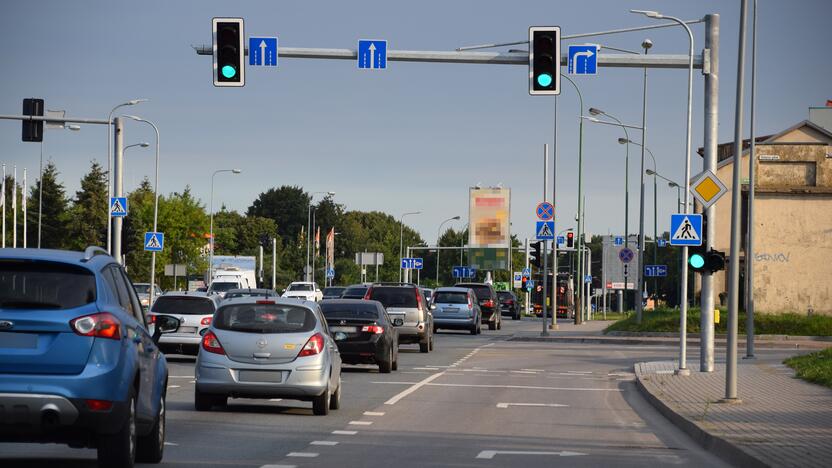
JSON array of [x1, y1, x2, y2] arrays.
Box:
[[469, 187, 510, 248]]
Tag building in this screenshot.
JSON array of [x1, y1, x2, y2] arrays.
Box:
[[697, 105, 832, 315]]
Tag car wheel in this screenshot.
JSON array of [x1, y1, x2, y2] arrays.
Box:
[[97, 389, 136, 468], [313, 385, 331, 416], [419, 341, 429, 353], [136, 391, 165, 463], [329, 378, 341, 410], [429, 333, 435, 351], [392, 351, 399, 371], [488, 320, 497, 331], [379, 347, 393, 374], [470, 324, 478, 335], [194, 388, 218, 412]]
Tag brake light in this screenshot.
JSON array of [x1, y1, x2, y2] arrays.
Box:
[[362, 325, 384, 334], [482, 299, 495, 308], [468, 296, 474, 309], [506, 300, 514, 305], [363, 287, 373, 300], [70, 313, 121, 340], [298, 333, 324, 357], [149, 314, 156, 324], [256, 300, 275, 304], [415, 289, 424, 310], [85, 399, 113, 412], [200, 316, 213, 326], [201, 331, 225, 355]]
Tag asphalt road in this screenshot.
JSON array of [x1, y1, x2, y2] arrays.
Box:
[[2, 318, 739, 467]]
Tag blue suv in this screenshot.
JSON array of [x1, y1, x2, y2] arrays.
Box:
[[0, 247, 179, 467]]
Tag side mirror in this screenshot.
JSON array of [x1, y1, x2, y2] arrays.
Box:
[[430, 304, 437, 310], [151, 315, 181, 343]]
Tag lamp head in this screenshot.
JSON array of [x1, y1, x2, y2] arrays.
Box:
[[123, 114, 143, 122], [232, 169, 242, 174], [642, 38, 653, 50], [618, 137, 629, 145], [646, 169, 656, 175], [67, 125, 81, 131], [631, 9, 662, 18], [139, 142, 150, 148], [588, 107, 603, 116], [668, 182, 679, 188], [452, 216, 461, 220], [126, 99, 149, 106]]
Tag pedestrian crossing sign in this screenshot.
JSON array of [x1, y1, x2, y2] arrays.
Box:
[[110, 197, 127, 217], [669, 214, 702, 246], [535, 221, 555, 240], [144, 232, 164, 252]]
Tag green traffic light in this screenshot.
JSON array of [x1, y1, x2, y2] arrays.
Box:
[[536, 73, 553, 87], [221, 65, 237, 79], [689, 253, 705, 269]]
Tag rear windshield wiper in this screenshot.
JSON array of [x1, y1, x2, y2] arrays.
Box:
[[0, 300, 64, 309]]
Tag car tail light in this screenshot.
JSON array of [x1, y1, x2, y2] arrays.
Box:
[[361, 325, 384, 334], [363, 287, 373, 300], [415, 289, 424, 310], [468, 296, 474, 309], [85, 399, 113, 412], [506, 299, 514, 305], [298, 333, 324, 357], [200, 316, 213, 326], [256, 300, 275, 304], [482, 299, 495, 308], [149, 314, 156, 324], [201, 331, 225, 355], [70, 313, 121, 340]]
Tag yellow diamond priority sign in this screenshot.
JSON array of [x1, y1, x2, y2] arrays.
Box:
[[690, 170, 728, 209]]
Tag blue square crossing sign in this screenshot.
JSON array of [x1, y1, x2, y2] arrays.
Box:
[[669, 214, 703, 246]]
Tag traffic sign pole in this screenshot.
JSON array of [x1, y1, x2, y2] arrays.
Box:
[[541, 144, 549, 336]]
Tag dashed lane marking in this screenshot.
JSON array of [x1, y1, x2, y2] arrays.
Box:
[[349, 421, 373, 426], [496, 402, 568, 409], [167, 385, 181, 389], [286, 452, 318, 458], [332, 430, 358, 435], [170, 376, 195, 378], [373, 381, 623, 392], [364, 411, 385, 416], [260, 465, 296, 468], [310, 441, 338, 446]]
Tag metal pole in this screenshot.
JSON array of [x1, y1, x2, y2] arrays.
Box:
[[541, 143, 549, 336], [312, 210, 316, 285], [149, 121, 160, 303], [551, 96, 559, 330], [399, 217, 404, 283], [653, 172, 658, 305], [1, 164, 5, 249], [635, 42, 649, 324], [525, 238, 530, 316], [272, 238, 277, 290], [745, 0, 758, 359], [13, 166, 16, 248], [209, 173, 216, 283], [725, 0, 749, 401], [38, 140, 43, 248], [112, 118, 124, 264], [701, 14, 720, 373], [306, 201, 312, 282], [22, 169, 26, 248]]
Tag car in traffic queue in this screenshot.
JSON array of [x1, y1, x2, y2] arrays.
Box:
[[364, 283, 434, 353], [132, 282, 162, 310], [281, 281, 323, 302], [320, 299, 398, 373], [322, 286, 346, 300], [497, 290, 521, 320], [194, 297, 342, 415], [223, 288, 279, 301], [0, 247, 181, 467], [455, 282, 502, 330], [340, 284, 370, 299], [147, 292, 222, 355], [431, 287, 481, 335]]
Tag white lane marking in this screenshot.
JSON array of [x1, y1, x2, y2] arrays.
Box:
[[189, 380, 195, 384], [373, 382, 622, 392], [269, 398, 283, 402], [260, 465, 296, 468], [170, 376, 195, 378], [522, 369, 545, 372], [411, 368, 439, 371], [565, 370, 592, 374], [384, 371, 445, 405], [364, 411, 385, 416], [476, 450, 586, 459], [286, 452, 318, 458], [310, 441, 338, 446], [349, 421, 373, 426], [164, 442, 179, 446], [510, 370, 538, 374], [496, 403, 568, 409], [402, 371, 430, 374], [332, 430, 358, 435], [167, 385, 181, 389]]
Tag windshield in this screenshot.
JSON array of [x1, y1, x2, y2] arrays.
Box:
[[497, 292, 513, 300], [210, 282, 239, 292], [214, 303, 317, 333], [133, 284, 150, 294], [0, 260, 96, 310], [151, 296, 214, 315], [321, 302, 380, 319], [342, 286, 368, 297], [287, 283, 314, 292], [434, 292, 468, 304], [369, 287, 418, 308], [457, 284, 490, 300], [322, 287, 345, 296]]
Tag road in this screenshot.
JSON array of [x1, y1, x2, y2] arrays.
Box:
[[2, 318, 735, 467]]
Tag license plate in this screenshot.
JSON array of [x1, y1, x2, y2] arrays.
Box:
[[0, 332, 37, 349], [238, 370, 283, 383], [329, 326, 356, 333], [443, 308, 459, 313], [177, 326, 198, 334], [391, 318, 404, 326]]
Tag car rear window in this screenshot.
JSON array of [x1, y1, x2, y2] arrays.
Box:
[[320, 302, 380, 319], [322, 287, 345, 296], [342, 286, 368, 297], [224, 291, 275, 299], [287, 283, 313, 291], [133, 284, 150, 294], [151, 296, 214, 315], [434, 292, 468, 304], [369, 287, 418, 308], [214, 303, 317, 333], [497, 292, 513, 300], [210, 282, 238, 292], [458, 285, 490, 300], [0, 260, 96, 310]]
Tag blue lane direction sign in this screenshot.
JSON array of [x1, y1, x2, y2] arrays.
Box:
[[669, 214, 703, 246], [249, 37, 278, 66], [568, 44, 598, 75], [110, 197, 127, 217], [144, 232, 164, 252], [536, 201, 554, 221], [536, 221, 555, 240], [644, 265, 668, 277], [401, 258, 423, 270], [618, 247, 634, 264], [358, 40, 387, 70], [614, 236, 624, 246], [657, 239, 667, 248], [452, 266, 476, 278]]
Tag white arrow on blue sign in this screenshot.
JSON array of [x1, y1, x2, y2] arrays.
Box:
[[568, 44, 598, 75], [249, 37, 278, 66], [401, 258, 423, 270], [358, 40, 387, 69], [144, 232, 164, 252], [644, 265, 668, 277]]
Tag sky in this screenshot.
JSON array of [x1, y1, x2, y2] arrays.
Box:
[[1, 0, 830, 245]]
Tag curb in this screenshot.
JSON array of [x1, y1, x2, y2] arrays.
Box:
[[507, 335, 827, 349], [634, 366, 769, 468], [606, 331, 832, 342]]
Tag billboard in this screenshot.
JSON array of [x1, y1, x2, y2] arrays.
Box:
[[212, 255, 256, 271], [469, 187, 510, 248]]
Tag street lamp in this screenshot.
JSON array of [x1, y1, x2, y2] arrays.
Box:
[[209, 169, 242, 282], [399, 211, 421, 282], [631, 8, 695, 377], [107, 99, 147, 254], [560, 73, 585, 326], [436, 215, 461, 285], [122, 115, 160, 305], [306, 191, 335, 282]]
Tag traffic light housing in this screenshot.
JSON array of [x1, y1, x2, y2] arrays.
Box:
[[566, 231, 574, 248], [521, 276, 529, 290], [22, 98, 44, 142], [213, 18, 245, 87], [529, 27, 561, 95], [688, 247, 726, 273], [529, 241, 543, 268]]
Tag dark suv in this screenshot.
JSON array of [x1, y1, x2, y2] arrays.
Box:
[[456, 283, 502, 330], [365, 283, 434, 353], [497, 291, 521, 320]]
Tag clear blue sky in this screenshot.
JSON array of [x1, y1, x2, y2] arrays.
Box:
[[1, 0, 829, 243]]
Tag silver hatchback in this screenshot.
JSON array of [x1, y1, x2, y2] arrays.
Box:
[[194, 297, 342, 415]]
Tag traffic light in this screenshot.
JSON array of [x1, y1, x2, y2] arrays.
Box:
[[212, 18, 245, 87], [529, 241, 543, 268], [529, 27, 561, 95], [22, 98, 44, 142], [521, 276, 529, 290], [566, 231, 574, 248], [688, 247, 726, 273]]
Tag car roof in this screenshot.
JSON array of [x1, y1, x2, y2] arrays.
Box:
[[158, 291, 219, 303], [435, 287, 473, 293], [0, 247, 116, 271], [321, 298, 382, 307], [344, 284, 369, 289], [288, 281, 315, 285], [225, 288, 276, 295], [219, 296, 319, 310]]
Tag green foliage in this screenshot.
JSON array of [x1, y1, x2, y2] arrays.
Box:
[[784, 348, 832, 389], [64, 161, 108, 250], [247, 185, 310, 241], [605, 308, 832, 336], [26, 162, 69, 249]]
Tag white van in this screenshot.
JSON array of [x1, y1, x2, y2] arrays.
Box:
[[208, 266, 258, 297]]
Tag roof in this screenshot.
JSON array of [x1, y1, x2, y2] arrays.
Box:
[[434, 286, 474, 293], [0, 247, 115, 270], [220, 296, 319, 310], [320, 298, 382, 306], [699, 120, 832, 167], [225, 288, 277, 295]]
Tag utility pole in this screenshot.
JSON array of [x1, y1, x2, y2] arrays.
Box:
[[550, 97, 559, 330], [112, 117, 124, 265], [525, 238, 530, 317], [745, 0, 758, 359], [541, 144, 550, 337], [272, 238, 277, 290]]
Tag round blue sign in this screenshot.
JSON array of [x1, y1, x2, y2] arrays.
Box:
[[536, 202, 554, 221], [618, 247, 635, 264]]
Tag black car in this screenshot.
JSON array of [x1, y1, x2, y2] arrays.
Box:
[[322, 286, 347, 300], [497, 291, 521, 320], [455, 282, 502, 330], [320, 299, 399, 373], [340, 284, 370, 299]]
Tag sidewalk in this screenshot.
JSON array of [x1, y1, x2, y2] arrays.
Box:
[[635, 359, 832, 468]]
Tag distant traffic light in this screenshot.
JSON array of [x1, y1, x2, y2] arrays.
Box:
[[213, 18, 245, 87], [566, 231, 574, 248], [530, 241, 543, 268], [22, 98, 44, 142], [521, 276, 529, 290], [529, 27, 561, 95]]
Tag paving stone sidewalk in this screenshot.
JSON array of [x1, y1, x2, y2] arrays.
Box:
[[635, 358, 832, 468]]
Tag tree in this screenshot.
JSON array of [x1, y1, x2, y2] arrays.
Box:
[[247, 186, 310, 242], [26, 162, 69, 249], [123, 178, 155, 275], [65, 161, 108, 250]]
